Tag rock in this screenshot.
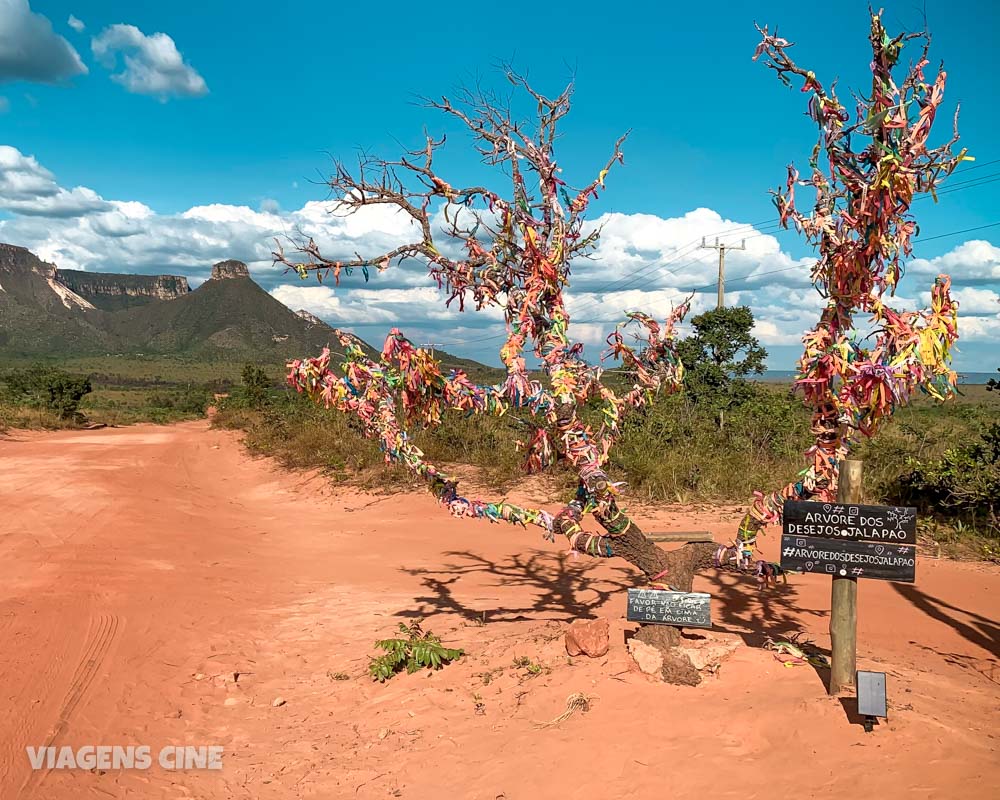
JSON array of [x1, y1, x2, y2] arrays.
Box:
[[223, 697, 240, 707], [271, 697, 287, 707], [627, 639, 664, 677], [57, 269, 190, 302], [295, 309, 325, 326], [678, 633, 742, 673], [210, 260, 251, 280], [627, 632, 741, 684], [565, 618, 610, 658]]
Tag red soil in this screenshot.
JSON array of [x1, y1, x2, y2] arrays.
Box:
[[1, 421, 997, 799]]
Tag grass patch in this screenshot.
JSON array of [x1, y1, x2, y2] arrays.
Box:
[[214, 379, 999, 553]]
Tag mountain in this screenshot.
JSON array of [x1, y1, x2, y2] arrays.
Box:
[[101, 259, 366, 359], [0, 244, 115, 353], [0, 244, 360, 361], [0, 244, 492, 372]]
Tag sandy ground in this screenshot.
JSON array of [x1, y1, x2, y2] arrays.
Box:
[[0, 420, 997, 799]]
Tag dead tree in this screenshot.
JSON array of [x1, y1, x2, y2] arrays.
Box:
[[279, 72, 711, 684]]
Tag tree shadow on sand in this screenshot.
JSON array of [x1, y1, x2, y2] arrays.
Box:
[[699, 569, 833, 688], [891, 582, 1000, 658], [394, 551, 848, 688], [699, 569, 828, 645], [395, 550, 636, 623]]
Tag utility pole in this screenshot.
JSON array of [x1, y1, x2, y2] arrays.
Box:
[[700, 237, 746, 309], [420, 342, 441, 358]]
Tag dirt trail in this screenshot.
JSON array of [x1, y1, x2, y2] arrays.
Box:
[[1, 421, 997, 799]]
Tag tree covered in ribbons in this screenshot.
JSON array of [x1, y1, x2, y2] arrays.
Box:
[[731, 10, 968, 556], [278, 73, 712, 683]]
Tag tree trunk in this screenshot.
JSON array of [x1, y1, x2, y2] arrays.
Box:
[[555, 490, 716, 685], [548, 404, 716, 684]]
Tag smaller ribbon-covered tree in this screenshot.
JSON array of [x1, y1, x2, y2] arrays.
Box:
[[725, 10, 967, 567]]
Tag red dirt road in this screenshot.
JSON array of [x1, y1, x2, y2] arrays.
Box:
[[1, 421, 997, 799]]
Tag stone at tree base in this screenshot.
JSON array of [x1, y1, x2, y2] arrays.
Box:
[[631, 626, 700, 686], [627, 639, 664, 676], [678, 632, 743, 673], [565, 618, 610, 657], [628, 628, 743, 685]]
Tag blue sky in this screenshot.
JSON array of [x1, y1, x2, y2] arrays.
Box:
[[1, 0, 998, 370]]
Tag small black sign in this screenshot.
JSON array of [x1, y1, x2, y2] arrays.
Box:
[[626, 589, 712, 628], [780, 534, 916, 582], [783, 500, 917, 545]]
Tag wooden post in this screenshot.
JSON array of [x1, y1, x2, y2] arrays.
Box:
[[830, 458, 863, 694]]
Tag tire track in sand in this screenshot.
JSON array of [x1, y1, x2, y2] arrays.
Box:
[[17, 612, 121, 798]]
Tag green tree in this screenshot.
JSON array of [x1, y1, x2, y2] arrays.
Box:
[[3, 365, 93, 419], [240, 363, 271, 408], [987, 368, 998, 393], [675, 306, 768, 428]]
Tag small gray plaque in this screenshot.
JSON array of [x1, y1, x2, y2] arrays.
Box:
[[857, 670, 888, 718], [626, 589, 711, 628]]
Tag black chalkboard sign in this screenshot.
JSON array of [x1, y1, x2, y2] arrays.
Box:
[[783, 500, 917, 545], [626, 589, 712, 628], [780, 534, 916, 582]]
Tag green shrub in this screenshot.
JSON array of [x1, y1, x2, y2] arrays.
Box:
[[368, 622, 464, 682], [890, 423, 1000, 536], [240, 363, 272, 408], [675, 306, 768, 427], [3, 364, 92, 419], [148, 387, 211, 414]]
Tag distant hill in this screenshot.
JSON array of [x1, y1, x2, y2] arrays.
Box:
[[0, 243, 490, 372], [0, 244, 116, 354], [0, 244, 364, 361], [99, 259, 369, 360]]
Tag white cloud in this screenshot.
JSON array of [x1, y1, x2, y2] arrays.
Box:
[[269, 285, 397, 325], [959, 315, 1000, 341], [67, 15, 85, 33], [578, 208, 815, 292], [0, 0, 87, 84], [910, 240, 1000, 283], [950, 286, 1000, 315], [1, 144, 997, 367], [0, 145, 110, 216], [91, 24, 207, 100], [752, 319, 806, 346]]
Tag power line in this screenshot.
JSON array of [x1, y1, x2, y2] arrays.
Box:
[[917, 220, 1000, 242], [431, 216, 999, 348], [423, 163, 999, 347], [951, 157, 1000, 174]]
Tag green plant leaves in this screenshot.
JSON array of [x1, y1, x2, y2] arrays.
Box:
[[366, 622, 464, 682]]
